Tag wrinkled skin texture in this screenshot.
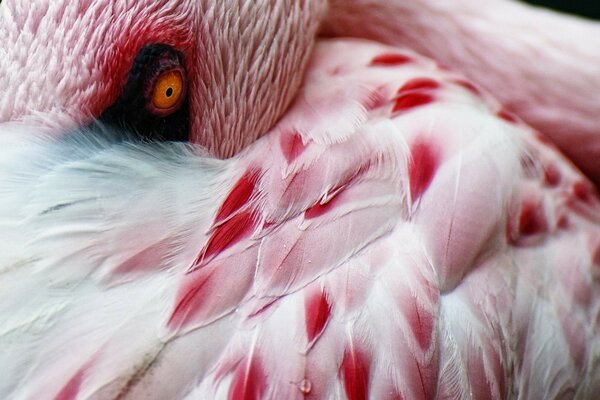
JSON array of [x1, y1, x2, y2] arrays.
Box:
[[1, 0, 600, 399]]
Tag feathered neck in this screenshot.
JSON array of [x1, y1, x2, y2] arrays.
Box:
[[189, 1, 326, 157], [0, 0, 327, 159]]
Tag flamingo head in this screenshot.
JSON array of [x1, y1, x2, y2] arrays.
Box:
[[0, 0, 326, 156]]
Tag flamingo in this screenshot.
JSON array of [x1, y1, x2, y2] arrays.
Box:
[[1, 1, 600, 399]]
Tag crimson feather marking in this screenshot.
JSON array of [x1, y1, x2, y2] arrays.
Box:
[[112, 240, 169, 275], [370, 53, 413, 66], [215, 170, 261, 224], [517, 200, 548, 237], [168, 266, 216, 329], [573, 180, 596, 203], [304, 160, 373, 219], [392, 92, 434, 115], [409, 139, 440, 200], [391, 265, 439, 399], [403, 294, 435, 351], [170, 245, 259, 329], [229, 356, 267, 400], [414, 358, 431, 400], [54, 367, 86, 400], [305, 288, 332, 343], [280, 132, 307, 164], [398, 78, 440, 93], [247, 298, 278, 318], [201, 211, 258, 262], [467, 346, 496, 400], [543, 163, 561, 187], [451, 78, 483, 97], [497, 108, 519, 124], [593, 242, 600, 267], [304, 187, 346, 219], [340, 341, 371, 400]]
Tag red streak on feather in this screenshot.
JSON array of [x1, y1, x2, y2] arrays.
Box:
[[204, 211, 257, 260], [392, 92, 434, 114], [507, 197, 549, 245], [305, 289, 332, 343], [497, 108, 518, 124], [557, 215, 570, 229], [168, 267, 215, 329], [341, 343, 371, 400], [54, 368, 86, 400], [305, 161, 373, 218], [518, 201, 548, 237], [409, 139, 440, 200], [112, 241, 167, 275], [404, 296, 435, 350], [370, 53, 413, 66], [280, 132, 307, 163], [248, 299, 277, 318], [573, 180, 595, 203], [215, 170, 260, 223], [467, 348, 495, 400], [229, 356, 267, 400], [452, 79, 483, 97], [543, 163, 561, 187], [305, 194, 342, 219], [593, 243, 600, 267], [398, 78, 440, 93]]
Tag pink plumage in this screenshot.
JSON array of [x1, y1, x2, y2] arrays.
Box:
[[1, 1, 600, 399]]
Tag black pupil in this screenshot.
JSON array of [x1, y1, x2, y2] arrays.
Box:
[[95, 43, 190, 142]]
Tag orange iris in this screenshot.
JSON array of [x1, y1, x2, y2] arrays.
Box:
[[152, 70, 184, 110]]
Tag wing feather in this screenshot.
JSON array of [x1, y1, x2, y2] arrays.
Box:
[[3, 39, 600, 399]]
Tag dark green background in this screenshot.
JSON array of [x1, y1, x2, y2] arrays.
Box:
[[523, 0, 600, 20]]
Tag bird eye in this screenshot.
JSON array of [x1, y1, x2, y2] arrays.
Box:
[[151, 69, 185, 113], [97, 44, 190, 141]]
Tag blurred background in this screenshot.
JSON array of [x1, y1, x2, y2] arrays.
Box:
[[523, 0, 600, 19]]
